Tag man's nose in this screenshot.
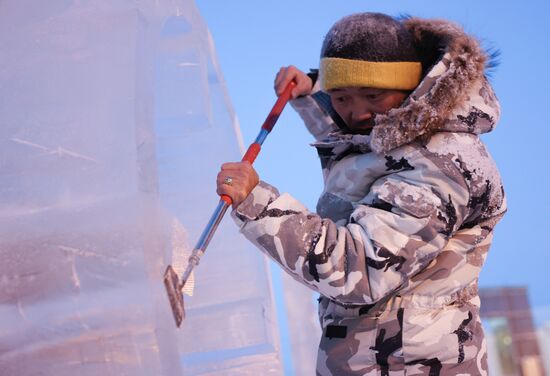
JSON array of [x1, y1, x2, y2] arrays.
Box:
[[351, 106, 373, 122]]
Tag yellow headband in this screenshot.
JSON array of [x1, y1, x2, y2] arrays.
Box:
[[320, 57, 422, 91]]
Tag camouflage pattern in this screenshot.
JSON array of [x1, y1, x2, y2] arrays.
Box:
[[232, 18, 506, 375]]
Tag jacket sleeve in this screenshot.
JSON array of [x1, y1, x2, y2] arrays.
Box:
[[231, 156, 470, 305], [290, 78, 339, 141]]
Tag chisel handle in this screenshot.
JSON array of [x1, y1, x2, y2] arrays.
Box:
[[220, 81, 295, 205]]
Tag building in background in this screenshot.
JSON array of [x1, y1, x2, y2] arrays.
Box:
[[537, 323, 550, 376], [481, 287, 547, 376]]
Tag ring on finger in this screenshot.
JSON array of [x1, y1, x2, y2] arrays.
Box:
[[223, 176, 233, 186]]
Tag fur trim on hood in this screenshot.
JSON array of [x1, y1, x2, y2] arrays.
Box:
[[312, 18, 501, 154], [369, 17, 500, 153]]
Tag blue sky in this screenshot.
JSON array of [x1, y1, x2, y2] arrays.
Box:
[[195, 0, 550, 326]]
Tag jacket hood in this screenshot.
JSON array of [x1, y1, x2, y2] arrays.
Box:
[[317, 17, 501, 154]]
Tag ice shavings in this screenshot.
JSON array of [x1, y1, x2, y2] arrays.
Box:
[[169, 218, 195, 296]]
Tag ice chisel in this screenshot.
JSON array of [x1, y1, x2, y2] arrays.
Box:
[[164, 80, 297, 327]]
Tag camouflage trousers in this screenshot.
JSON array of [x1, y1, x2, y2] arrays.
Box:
[[316, 292, 488, 376]]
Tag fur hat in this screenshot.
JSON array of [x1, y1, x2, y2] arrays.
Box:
[[320, 13, 422, 91]]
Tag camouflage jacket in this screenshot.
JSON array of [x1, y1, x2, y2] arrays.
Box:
[[232, 18, 506, 376]]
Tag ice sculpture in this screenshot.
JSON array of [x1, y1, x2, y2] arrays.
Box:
[[0, 0, 289, 374]]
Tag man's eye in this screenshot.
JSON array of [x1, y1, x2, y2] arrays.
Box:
[[366, 94, 381, 100], [335, 97, 347, 103]]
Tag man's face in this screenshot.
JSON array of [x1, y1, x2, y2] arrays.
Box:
[[328, 87, 408, 135]]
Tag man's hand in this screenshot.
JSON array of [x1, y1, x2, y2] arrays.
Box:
[[274, 65, 313, 99], [216, 161, 259, 209]]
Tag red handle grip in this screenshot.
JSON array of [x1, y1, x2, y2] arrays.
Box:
[[262, 81, 296, 132], [221, 143, 261, 206], [242, 143, 261, 164], [220, 81, 295, 206]]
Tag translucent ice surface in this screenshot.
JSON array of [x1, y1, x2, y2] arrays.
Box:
[[0, 0, 284, 374]]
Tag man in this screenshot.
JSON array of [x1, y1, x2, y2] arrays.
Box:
[[217, 12, 506, 375]]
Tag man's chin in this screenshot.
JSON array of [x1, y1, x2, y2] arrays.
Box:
[[350, 127, 373, 135], [347, 122, 375, 135]]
